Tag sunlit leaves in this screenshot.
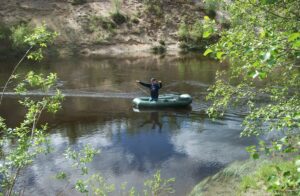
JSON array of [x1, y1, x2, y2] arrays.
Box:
[[203, 48, 213, 56], [144, 170, 175, 195], [64, 145, 100, 175], [1, 72, 63, 194], [24, 23, 57, 47], [87, 174, 115, 195], [24, 24, 58, 61], [56, 171, 67, 180], [9, 23, 32, 50], [204, 1, 300, 193], [296, 160, 300, 173], [75, 180, 88, 193], [202, 16, 217, 38]]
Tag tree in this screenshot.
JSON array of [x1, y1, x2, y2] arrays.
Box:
[[203, 0, 300, 194], [0, 25, 62, 195]]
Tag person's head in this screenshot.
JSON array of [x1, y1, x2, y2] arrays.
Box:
[[151, 78, 157, 84]]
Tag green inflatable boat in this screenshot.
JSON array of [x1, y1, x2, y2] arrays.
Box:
[[132, 94, 192, 108]]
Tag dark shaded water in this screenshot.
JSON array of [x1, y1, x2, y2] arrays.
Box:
[[0, 55, 255, 195]]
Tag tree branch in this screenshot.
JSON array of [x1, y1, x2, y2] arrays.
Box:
[[0, 46, 33, 105]]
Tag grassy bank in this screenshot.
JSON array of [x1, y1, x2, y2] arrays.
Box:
[[190, 156, 300, 196]]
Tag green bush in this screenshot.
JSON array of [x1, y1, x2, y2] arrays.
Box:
[[131, 17, 140, 24], [178, 20, 216, 52], [151, 40, 166, 55], [190, 20, 204, 42], [203, 0, 219, 18], [239, 159, 300, 195], [86, 15, 116, 33], [9, 23, 32, 50], [71, 0, 87, 6], [178, 22, 189, 41], [143, 0, 163, 16], [110, 0, 126, 25], [110, 12, 127, 25]]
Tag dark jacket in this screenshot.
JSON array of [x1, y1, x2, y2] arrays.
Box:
[[139, 81, 162, 100]]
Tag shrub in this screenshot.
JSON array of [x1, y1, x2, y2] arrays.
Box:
[[110, 0, 126, 25], [9, 23, 32, 50], [178, 20, 217, 52], [110, 12, 126, 25], [143, 0, 163, 16], [203, 0, 219, 18], [177, 22, 189, 41], [71, 0, 87, 6], [86, 15, 116, 33], [239, 159, 300, 195], [111, 0, 122, 14], [190, 20, 203, 42], [151, 40, 167, 55], [131, 17, 140, 25]]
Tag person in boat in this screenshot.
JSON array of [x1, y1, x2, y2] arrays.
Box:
[[136, 78, 162, 101]]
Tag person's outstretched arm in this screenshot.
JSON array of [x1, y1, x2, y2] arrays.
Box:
[[159, 81, 162, 89], [136, 80, 151, 88]]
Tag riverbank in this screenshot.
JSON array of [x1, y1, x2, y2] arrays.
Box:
[[0, 0, 206, 57], [189, 159, 271, 196]]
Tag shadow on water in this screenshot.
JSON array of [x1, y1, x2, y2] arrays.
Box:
[[0, 55, 255, 196]]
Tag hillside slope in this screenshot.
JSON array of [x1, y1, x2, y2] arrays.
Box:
[[0, 0, 205, 56]]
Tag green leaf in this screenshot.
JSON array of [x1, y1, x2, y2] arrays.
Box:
[[204, 48, 213, 56], [252, 153, 259, 159], [292, 40, 300, 49], [204, 16, 210, 21], [288, 32, 300, 42], [203, 31, 212, 38], [259, 71, 267, 79], [216, 51, 225, 60], [56, 171, 67, 180]]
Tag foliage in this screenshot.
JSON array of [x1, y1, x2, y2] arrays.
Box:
[[203, 0, 220, 18], [64, 145, 100, 175], [144, 170, 175, 195], [71, 0, 87, 6], [151, 40, 166, 55], [111, 12, 127, 25], [86, 15, 116, 34], [143, 0, 163, 16], [0, 73, 63, 195], [60, 146, 175, 196], [9, 23, 32, 50], [0, 24, 58, 105], [24, 24, 58, 61], [0, 24, 62, 195], [111, 0, 122, 15], [239, 158, 300, 195], [204, 0, 300, 195], [178, 19, 217, 52], [110, 0, 127, 25]]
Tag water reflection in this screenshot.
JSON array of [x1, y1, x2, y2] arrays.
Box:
[[139, 112, 162, 132], [0, 55, 253, 196]]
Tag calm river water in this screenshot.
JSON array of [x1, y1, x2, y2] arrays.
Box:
[[0, 55, 256, 196]]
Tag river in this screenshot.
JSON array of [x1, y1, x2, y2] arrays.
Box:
[[0, 54, 256, 196]]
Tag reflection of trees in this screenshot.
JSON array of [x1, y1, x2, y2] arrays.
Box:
[[1, 54, 221, 96], [176, 56, 221, 83]]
